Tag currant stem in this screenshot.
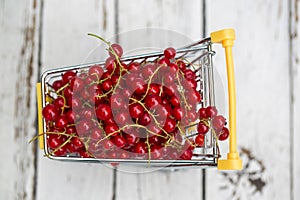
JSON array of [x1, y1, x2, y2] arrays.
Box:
[[88, 33, 111, 46], [56, 83, 69, 94], [145, 133, 151, 164]]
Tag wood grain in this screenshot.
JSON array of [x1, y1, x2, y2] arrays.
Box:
[[0, 0, 40, 199], [1, 0, 298, 199], [116, 168, 202, 200], [115, 1, 204, 200], [118, 0, 203, 40], [36, 1, 116, 200], [206, 0, 291, 199], [291, 0, 300, 199]]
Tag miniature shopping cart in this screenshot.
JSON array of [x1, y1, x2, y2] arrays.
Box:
[[36, 29, 243, 170]]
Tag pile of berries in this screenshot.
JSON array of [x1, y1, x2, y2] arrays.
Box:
[[41, 34, 229, 161]]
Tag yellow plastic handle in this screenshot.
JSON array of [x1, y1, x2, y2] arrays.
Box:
[[210, 29, 242, 170], [36, 83, 45, 149]]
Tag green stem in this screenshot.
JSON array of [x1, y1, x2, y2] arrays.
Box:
[[88, 33, 111, 46]]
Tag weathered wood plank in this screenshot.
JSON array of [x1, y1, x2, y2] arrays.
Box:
[[116, 1, 204, 200], [206, 0, 290, 199], [40, 0, 116, 69], [0, 0, 40, 199], [118, 0, 203, 40], [36, 1, 116, 199], [116, 168, 202, 200], [291, 0, 300, 199]]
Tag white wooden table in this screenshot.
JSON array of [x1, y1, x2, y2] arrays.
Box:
[[0, 0, 299, 199]]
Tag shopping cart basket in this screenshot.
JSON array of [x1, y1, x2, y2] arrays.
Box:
[[36, 29, 242, 170]]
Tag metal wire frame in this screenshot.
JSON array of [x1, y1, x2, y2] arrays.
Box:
[[39, 37, 220, 168]]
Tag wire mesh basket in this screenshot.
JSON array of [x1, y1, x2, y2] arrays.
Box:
[[36, 29, 242, 170]]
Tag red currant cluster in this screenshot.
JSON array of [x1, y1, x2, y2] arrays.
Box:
[[195, 106, 229, 146], [40, 35, 229, 162]]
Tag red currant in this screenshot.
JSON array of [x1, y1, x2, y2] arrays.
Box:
[[163, 118, 177, 132], [198, 107, 207, 119], [109, 43, 123, 58], [144, 94, 162, 109], [150, 145, 163, 159], [148, 135, 160, 145], [53, 146, 67, 156], [62, 71, 76, 84], [197, 122, 209, 135], [52, 97, 65, 111], [212, 115, 226, 130], [63, 86, 73, 99], [164, 47, 176, 59], [124, 133, 138, 145], [180, 149, 193, 160], [126, 62, 140, 72], [169, 63, 179, 72], [119, 151, 130, 159], [131, 78, 146, 95], [79, 151, 91, 158], [91, 128, 104, 141], [183, 69, 196, 80], [65, 110, 75, 124], [80, 108, 94, 119], [76, 119, 94, 136], [195, 134, 205, 146], [105, 57, 116, 72], [138, 112, 151, 126], [112, 135, 126, 148], [47, 134, 62, 149], [176, 60, 186, 71], [68, 96, 82, 110], [70, 77, 84, 92], [187, 89, 201, 103], [104, 123, 119, 137], [114, 111, 130, 127], [42, 104, 59, 121], [52, 80, 64, 91], [148, 84, 161, 95], [66, 126, 77, 135], [169, 95, 180, 107], [103, 139, 114, 149], [172, 106, 183, 121], [158, 57, 170, 66], [205, 106, 218, 118], [129, 103, 144, 118], [134, 142, 147, 154], [88, 65, 104, 81], [96, 104, 112, 121], [142, 63, 156, 78], [72, 137, 84, 149], [218, 127, 229, 141], [102, 79, 113, 91], [54, 115, 68, 129]]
